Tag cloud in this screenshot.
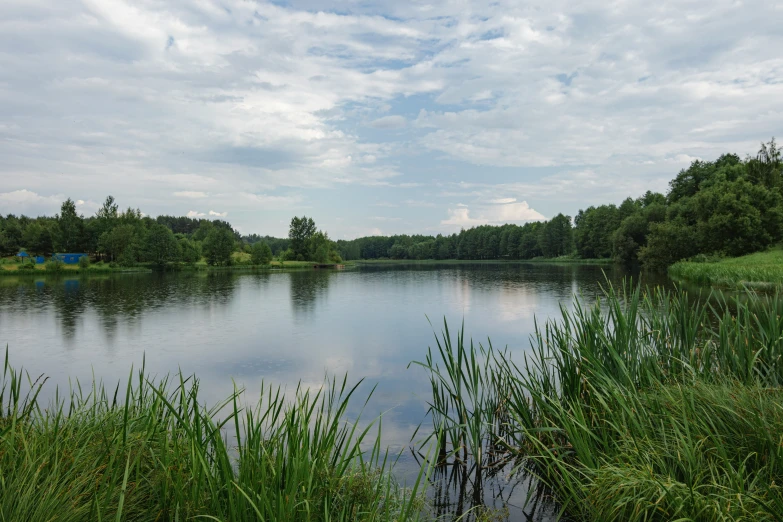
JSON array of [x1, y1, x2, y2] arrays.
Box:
[[368, 115, 407, 129], [369, 216, 402, 222], [441, 201, 545, 229], [0, 190, 64, 216], [187, 210, 206, 218], [0, 0, 781, 235], [441, 208, 487, 228], [209, 210, 227, 217]]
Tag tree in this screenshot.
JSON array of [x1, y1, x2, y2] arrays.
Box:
[[251, 241, 273, 265], [203, 227, 235, 266], [22, 222, 53, 255], [98, 224, 139, 264], [144, 224, 180, 267], [693, 178, 783, 256], [289, 216, 317, 260], [538, 214, 573, 258], [179, 237, 201, 264], [55, 198, 85, 252]]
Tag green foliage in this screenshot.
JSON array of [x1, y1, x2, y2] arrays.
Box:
[[0, 354, 427, 522], [78, 255, 90, 269], [538, 213, 573, 257], [144, 224, 180, 267], [574, 205, 620, 258], [414, 284, 783, 521], [44, 258, 63, 272], [178, 237, 201, 264], [670, 247, 783, 286], [55, 198, 86, 253], [21, 222, 53, 255], [289, 216, 317, 260], [250, 241, 273, 265], [286, 216, 342, 263], [202, 227, 235, 266]]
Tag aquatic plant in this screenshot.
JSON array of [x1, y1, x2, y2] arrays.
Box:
[[0, 353, 428, 522], [413, 282, 783, 521]]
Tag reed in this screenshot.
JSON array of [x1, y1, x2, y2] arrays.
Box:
[[413, 282, 783, 521], [0, 353, 428, 522]]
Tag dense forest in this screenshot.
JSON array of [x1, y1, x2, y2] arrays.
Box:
[[0, 195, 339, 267], [337, 139, 783, 269], [1, 139, 779, 270]]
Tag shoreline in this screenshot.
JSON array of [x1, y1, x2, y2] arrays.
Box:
[[353, 257, 614, 265]]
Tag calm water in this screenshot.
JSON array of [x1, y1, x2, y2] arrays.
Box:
[[0, 263, 670, 519]]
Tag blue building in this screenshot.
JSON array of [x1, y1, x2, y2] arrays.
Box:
[[53, 253, 88, 264], [16, 252, 46, 264]]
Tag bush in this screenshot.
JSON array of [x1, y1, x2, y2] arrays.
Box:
[[45, 259, 63, 272], [250, 242, 273, 265], [78, 255, 90, 269]]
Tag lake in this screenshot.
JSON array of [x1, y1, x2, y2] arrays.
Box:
[[0, 263, 670, 519]]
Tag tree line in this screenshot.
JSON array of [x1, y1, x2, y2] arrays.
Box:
[[0, 195, 339, 268], [2, 138, 779, 270], [336, 139, 782, 268]]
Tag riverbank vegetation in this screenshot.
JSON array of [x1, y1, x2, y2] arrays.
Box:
[[412, 282, 783, 520], [669, 247, 783, 287], [0, 357, 426, 521], [336, 139, 782, 274], [0, 202, 341, 272]]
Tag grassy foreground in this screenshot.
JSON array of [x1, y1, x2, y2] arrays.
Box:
[[669, 247, 783, 287], [414, 283, 783, 521], [0, 362, 425, 522]]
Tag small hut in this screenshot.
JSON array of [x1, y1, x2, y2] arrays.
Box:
[[53, 253, 87, 265]]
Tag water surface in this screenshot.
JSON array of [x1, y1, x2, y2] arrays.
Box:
[[0, 263, 668, 519]]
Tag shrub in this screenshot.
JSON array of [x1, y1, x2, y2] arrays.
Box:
[[78, 255, 90, 269], [45, 259, 63, 272]]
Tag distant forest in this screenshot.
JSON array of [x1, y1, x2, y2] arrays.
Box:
[[336, 138, 783, 269], [1, 138, 779, 270]]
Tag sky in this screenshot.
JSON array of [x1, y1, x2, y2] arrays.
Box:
[[1, 0, 781, 238]]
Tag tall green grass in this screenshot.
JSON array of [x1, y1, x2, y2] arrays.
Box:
[[414, 283, 783, 521], [670, 247, 783, 287], [0, 356, 427, 522]]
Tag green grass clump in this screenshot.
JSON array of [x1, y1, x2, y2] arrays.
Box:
[[0, 356, 426, 522], [414, 283, 783, 521], [670, 247, 783, 287]]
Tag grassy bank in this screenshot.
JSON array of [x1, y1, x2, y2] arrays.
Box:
[[0, 359, 426, 521], [355, 256, 612, 265], [414, 284, 783, 520], [0, 257, 345, 276], [669, 247, 783, 287]]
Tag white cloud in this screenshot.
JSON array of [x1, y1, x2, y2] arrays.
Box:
[[0, 0, 781, 234], [441, 200, 545, 229], [209, 210, 227, 217], [0, 190, 64, 216], [187, 210, 206, 218]]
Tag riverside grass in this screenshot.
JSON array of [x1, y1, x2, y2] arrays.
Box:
[[669, 247, 783, 287], [414, 283, 783, 521], [0, 358, 427, 522]]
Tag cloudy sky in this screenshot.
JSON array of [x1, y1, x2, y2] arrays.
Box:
[[1, 0, 781, 238]]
